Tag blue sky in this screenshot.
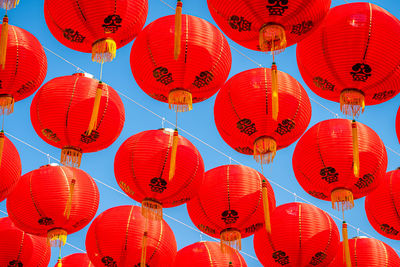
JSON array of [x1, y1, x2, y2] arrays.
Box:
[[1, 0, 400, 266]]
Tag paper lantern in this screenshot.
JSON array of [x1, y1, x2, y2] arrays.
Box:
[[174, 241, 247, 267], [297, 3, 400, 117], [187, 165, 276, 250], [254, 202, 340, 267], [396, 106, 400, 144], [0, 23, 47, 114], [30, 73, 125, 167], [0, 133, 21, 203], [44, 0, 148, 62], [214, 68, 311, 164], [130, 14, 231, 112], [0, 217, 50, 267], [365, 169, 400, 240], [86, 205, 177, 267], [329, 237, 400, 267], [55, 253, 92, 267]]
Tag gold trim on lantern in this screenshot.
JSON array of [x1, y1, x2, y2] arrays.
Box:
[[220, 228, 241, 252], [168, 88, 193, 112], [141, 198, 163, 221], [61, 146, 82, 168], [47, 228, 68, 247], [259, 23, 287, 54], [340, 89, 365, 117], [331, 188, 354, 211], [253, 136, 277, 164]]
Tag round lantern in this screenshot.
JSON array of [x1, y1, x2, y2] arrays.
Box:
[[6, 164, 99, 251], [56, 253, 92, 267], [130, 14, 231, 112], [328, 237, 400, 267], [44, 0, 148, 63], [396, 106, 400, 144], [0, 217, 50, 267], [365, 169, 400, 240], [214, 68, 311, 164], [187, 165, 276, 250], [174, 241, 247, 267], [254, 202, 340, 267], [297, 3, 400, 117], [114, 128, 204, 220], [30, 73, 125, 167], [0, 23, 47, 114], [0, 133, 21, 203], [86, 205, 177, 267]]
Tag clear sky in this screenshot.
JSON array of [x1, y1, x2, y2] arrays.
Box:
[[0, 0, 400, 266]]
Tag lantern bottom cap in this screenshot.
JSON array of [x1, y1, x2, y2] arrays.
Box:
[[253, 136, 277, 164], [48, 228, 67, 247], [61, 146, 82, 168], [168, 89, 193, 112], [340, 88, 365, 117], [0, 94, 14, 115], [142, 198, 163, 221], [220, 228, 241, 252], [259, 23, 287, 54], [92, 38, 117, 63], [331, 188, 354, 211]]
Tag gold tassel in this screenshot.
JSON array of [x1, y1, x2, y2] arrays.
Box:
[[253, 136, 277, 164], [0, 15, 9, 70], [342, 222, 352, 267], [168, 89, 192, 112], [141, 199, 163, 221], [340, 89, 365, 117], [61, 146, 82, 168], [47, 228, 67, 247], [86, 82, 104, 135], [140, 231, 148, 267], [0, 94, 14, 115], [221, 229, 241, 253], [0, 131, 4, 168], [169, 129, 179, 181], [64, 179, 76, 220], [57, 257, 62, 267], [0, 0, 20, 10], [229, 262, 233, 267], [259, 24, 286, 53], [351, 120, 360, 178], [91, 38, 117, 63], [271, 62, 279, 121], [331, 188, 354, 211], [262, 180, 271, 234], [174, 0, 182, 60]]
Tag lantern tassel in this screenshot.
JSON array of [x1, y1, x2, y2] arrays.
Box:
[[140, 231, 148, 267], [168, 89, 192, 112], [262, 180, 272, 234], [0, 15, 9, 70], [342, 222, 352, 267], [61, 146, 82, 168], [0, 131, 4, 168], [340, 89, 365, 117], [47, 228, 67, 248], [271, 62, 279, 121], [92, 38, 116, 63], [221, 229, 241, 253], [253, 136, 276, 164], [64, 179, 76, 220], [0, 0, 20, 9], [57, 257, 62, 267], [174, 0, 182, 60], [351, 120, 360, 178], [141, 199, 163, 220], [86, 82, 103, 136], [259, 24, 286, 53], [331, 188, 354, 211], [169, 129, 179, 181], [0, 95, 14, 115]]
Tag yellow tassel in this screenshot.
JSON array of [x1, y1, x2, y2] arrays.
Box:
[[140, 231, 148, 267], [47, 228, 67, 248], [91, 38, 117, 63], [0, 16, 9, 70], [169, 129, 179, 181], [61, 146, 82, 168], [229, 262, 233, 267], [0, 0, 20, 10], [271, 62, 279, 121], [57, 257, 62, 267], [0, 131, 4, 168], [340, 89, 365, 117], [86, 82, 104, 136], [64, 178, 76, 220], [342, 222, 352, 267], [221, 229, 241, 253], [174, 0, 182, 60], [262, 180, 272, 234], [168, 89, 192, 112], [0, 94, 14, 115], [141, 198, 163, 221], [259, 24, 286, 54], [351, 120, 360, 178], [331, 188, 354, 211], [253, 136, 277, 164]]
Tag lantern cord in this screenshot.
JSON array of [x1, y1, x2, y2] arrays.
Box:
[[99, 61, 104, 81]]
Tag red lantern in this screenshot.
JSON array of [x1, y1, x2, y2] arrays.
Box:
[[30, 73, 125, 167], [174, 241, 247, 267], [130, 14, 231, 112], [0, 217, 50, 267], [6, 164, 99, 250], [86, 205, 177, 267], [396, 106, 400, 144], [55, 253, 92, 267], [187, 165, 276, 250], [44, 0, 148, 63], [365, 169, 400, 240], [214, 68, 311, 164], [0, 23, 47, 114], [297, 3, 400, 117], [254, 202, 340, 267], [328, 237, 400, 267], [0, 133, 21, 203], [114, 128, 204, 220]]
